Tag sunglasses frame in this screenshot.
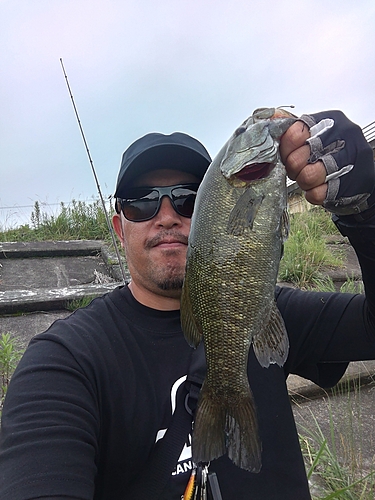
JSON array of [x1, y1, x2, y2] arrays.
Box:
[[115, 183, 200, 222]]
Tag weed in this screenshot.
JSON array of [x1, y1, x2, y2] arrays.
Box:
[[304, 275, 364, 294], [0, 333, 23, 408], [0, 198, 114, 243], [340, 276, 364, 294], [279, 208, 343, 287], [309, 276, 337, 292], [296, 380, 375, 499], [66, 295, 96, 311]]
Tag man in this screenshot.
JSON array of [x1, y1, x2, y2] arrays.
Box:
[[0, 110, 374, 499]]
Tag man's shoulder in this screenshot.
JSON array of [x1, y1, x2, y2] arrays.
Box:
[[54, 286, 121, 324], [30, 287, 128, 349]]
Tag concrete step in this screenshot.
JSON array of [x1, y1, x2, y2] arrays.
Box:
[[0, 282, 120, 314], [0, 240, 104, 258], [0, 240, 128, 314]]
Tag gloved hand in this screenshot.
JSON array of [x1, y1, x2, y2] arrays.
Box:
[[298, 110, 375, 216]]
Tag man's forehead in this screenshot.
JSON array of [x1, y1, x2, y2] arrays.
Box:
[[133, 168, 200, 187]]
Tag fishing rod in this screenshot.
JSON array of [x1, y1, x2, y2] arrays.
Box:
[[60, 58, 127, 283]]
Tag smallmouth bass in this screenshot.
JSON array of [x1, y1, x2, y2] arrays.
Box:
[[181, 107, 296, 472]]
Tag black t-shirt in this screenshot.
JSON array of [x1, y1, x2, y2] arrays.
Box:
[[1, 237, 375, 499]]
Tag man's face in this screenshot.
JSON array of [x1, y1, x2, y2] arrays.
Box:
[[113, 169, 199, 303]]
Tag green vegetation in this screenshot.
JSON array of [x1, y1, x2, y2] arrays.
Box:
[[279, 208, 344, 288], [307, 275, 364, 294], [66, 295, 96, 311], [300, 428, 374, 499], [0, 199, 112, 242], [339, 276, 364, 294], [297, 380, 375, 499], [0, 333, 23, 409]]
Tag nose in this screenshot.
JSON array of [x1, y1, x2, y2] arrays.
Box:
[[154, 195, 182, 226]]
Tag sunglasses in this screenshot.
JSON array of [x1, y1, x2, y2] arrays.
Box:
[[115, 183, 199, 222]]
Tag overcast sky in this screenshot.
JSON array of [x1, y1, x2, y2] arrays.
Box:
[[1, 0, 375, 227]]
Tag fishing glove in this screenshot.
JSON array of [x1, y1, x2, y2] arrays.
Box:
[[299, 110, 375, 218]]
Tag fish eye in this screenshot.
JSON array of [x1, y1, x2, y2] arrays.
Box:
[[234, 126, 247, 136]]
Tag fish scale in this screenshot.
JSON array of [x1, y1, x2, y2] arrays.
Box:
[[181, 108, 295, 472]]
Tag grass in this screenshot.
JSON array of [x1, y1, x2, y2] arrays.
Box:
[[306, 275, 364, 294], [296, 379, 375, 499], [65, 295, 96, 311], [278, 208, 345, 288], [0, 333, 23, 409], [300, 427, 374, 499], [0, 199, 112, 242]]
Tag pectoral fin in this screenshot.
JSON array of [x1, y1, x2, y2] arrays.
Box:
[[227, 188, 264, 236], [279, 207, 290, 259], [280, 207, 289, 244], [252, 301, 289, 367]]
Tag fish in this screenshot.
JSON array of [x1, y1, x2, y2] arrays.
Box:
[[180, 107, 296, 472]]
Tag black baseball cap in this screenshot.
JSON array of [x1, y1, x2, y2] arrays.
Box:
[[114, 132, 211, 197]]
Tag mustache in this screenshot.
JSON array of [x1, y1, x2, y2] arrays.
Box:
[[145, 230, 189, 249]]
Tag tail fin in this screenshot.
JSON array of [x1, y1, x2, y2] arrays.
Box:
[[192, 383, 262, 472], [192, 384, 226, 464], [226, 399, 262, 472]]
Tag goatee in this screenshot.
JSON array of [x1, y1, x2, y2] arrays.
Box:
[[157, 277, 184, 291]]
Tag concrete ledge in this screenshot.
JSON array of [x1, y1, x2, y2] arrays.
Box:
[[0, 240, 104, 258], [100, 244, 129, 282], [288, 360, 375, 402], [0, 283, 120, 314]]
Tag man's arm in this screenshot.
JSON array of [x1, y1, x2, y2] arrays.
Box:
[[0, 336, 98, 500], [280, 110, 375, 319], [278, 111, 375, 376]]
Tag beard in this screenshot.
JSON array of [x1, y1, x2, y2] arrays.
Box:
[[151, 258, 185, 296], [144, 230, 188, 294], [156, 276, 184, 291]]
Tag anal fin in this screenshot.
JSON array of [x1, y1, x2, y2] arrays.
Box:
[[181, 273, 203, 348], [252, 300, 289, 367]]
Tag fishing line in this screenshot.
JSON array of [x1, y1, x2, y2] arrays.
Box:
[[60, 58, 127, 283]]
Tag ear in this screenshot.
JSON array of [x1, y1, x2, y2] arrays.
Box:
[[112, 213, 125, 247]]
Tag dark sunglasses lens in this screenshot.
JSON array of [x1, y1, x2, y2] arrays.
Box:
[[122, 189, 159, 221], [172, 187, 197, 217]]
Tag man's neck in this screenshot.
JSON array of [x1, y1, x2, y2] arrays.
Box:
[[128, 281, 181, 311]]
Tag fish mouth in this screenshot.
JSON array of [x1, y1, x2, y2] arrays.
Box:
[[234, 162, 274, 182]]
